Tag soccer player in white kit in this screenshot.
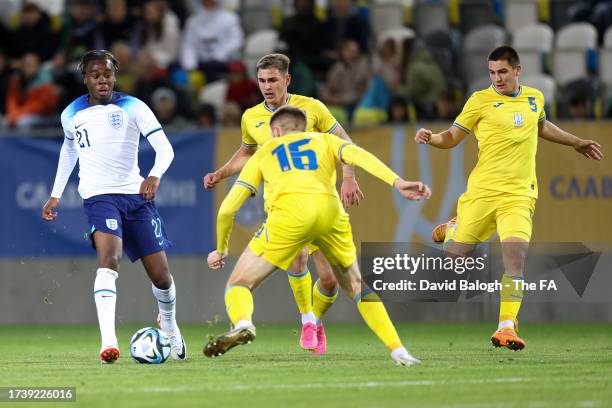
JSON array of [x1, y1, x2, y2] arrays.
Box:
[[41, 50, 186, 363]]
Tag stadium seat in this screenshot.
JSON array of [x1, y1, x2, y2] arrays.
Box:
[[243, 29, 280, 79], [504, 0, 538, 34], [603, 26, 612, 48], [371, 0, 405, 38], [553, 22, 597, 86], [413, 0, 449, 37], [198, 81, 229, 119], [241, 0, 276, 34], [377, 26, 415, 48], [512, 24, 554, 75], [556, 22, 597, 50], [462, 25, 508, 83], [598, 49, 612, 88]]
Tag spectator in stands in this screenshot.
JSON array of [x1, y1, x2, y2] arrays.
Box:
[[322, 0, 370, 62], [280, 0, 326, 77], [0, 49, 13, 117], [56, 0, 103, 64], [139, 0, 181, 69], [435, 89, 459, 121], [569, 1, 612, 43], [180, 0, 243, 83], [320, 39, 371, 116], [5, 53, 59, 129], [374, 38, 401, 90], [288, 60, 317, 98], [110, 41, 138, 94], [152, 87, 189, 128], [221, 101, 241, 127], [101, 0, 139, 51], [226, 61, 260, 112], [195, 103, 217, 128], [387, 95, 408, 124], [398, 38, 446, 120], [7, 2, 57, 64]]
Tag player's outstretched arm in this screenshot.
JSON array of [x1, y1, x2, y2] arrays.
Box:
[[415, 126, 467, 149], [43, 135, 79, 221], [203, 145, 256, 190], [539, 120, 604, 160], [332, 124, 364, 207]]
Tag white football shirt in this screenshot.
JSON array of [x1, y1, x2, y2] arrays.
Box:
[[52, 92, 168, 199]]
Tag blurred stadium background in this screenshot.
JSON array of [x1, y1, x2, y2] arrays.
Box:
[[0, 0, 610, 325]]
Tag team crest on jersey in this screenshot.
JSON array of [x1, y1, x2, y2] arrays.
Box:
[[106, 219, 118, 230], [513, 112, 523, 128], [108, 111, 123, 129]]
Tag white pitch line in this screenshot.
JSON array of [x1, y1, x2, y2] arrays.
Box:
[[77, 377, 536, 395]]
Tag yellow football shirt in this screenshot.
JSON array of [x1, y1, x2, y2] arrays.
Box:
[[453, 84, 545, 198], [216, 132, 399, 253], [241, 94, 338, 148]]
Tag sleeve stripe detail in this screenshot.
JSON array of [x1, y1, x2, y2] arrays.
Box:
[[325, 121, 339, 133], [241, 142, 258, 148], [338, 142, 353, 163], [235, 180, 257, 195], [144, 127, 163, 138], [65, 135, 74, 140], [538, 115, 546, 123], [452, 122, 471, 134]]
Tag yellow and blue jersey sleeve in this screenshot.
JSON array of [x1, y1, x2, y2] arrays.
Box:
[[453, 93, 481, 134], [240, 113, 258, 148]]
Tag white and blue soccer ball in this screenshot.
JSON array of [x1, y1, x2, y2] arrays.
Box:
[[130, 327, 171, 364]]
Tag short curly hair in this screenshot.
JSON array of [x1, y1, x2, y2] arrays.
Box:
[[78, 50, 120, 76]]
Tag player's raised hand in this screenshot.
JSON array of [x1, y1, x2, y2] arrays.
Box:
[[41, 197, 60, 221], [203, 171, 222, 190], [574, 139, 603, 161], [340, 177, 364, 208], [207, 250, 227, 270], [140, 176, 160, 201], [393, 179, 431, 201], [415, 128, 432, 144]]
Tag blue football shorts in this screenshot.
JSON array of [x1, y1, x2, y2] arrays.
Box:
[[83, 194, 172, 262]]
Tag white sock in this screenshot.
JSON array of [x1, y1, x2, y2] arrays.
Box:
[[301, 312, 316, 325], [152, 278, 178, 334], [94, 268, 118, 348], [235, 320, 253, 330], [498, 319, 515, 330]]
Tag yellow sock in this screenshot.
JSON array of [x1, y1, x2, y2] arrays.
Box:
[[225, 286, 254, 325], [355, 289, 402, 351], [287, 268, 313, 314], [499, 274, 523, 329], [443, 222, 457, 248], [313, 280, 338, 321]]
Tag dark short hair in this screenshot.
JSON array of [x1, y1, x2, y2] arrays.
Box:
[[270, 106, 307, 130], [78, 50, 119, 76], [488, 46, 520, 68], [256, 53, 290, 74]]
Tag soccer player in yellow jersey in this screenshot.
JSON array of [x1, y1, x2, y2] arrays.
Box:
[[204, 106, 430, 365], [415, 46, 603, 350], [203, 54, 363, 354]]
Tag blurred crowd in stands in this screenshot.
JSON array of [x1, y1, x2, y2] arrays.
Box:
[[0, 0, 611, 132]]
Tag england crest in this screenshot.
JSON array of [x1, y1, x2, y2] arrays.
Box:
[[106, 219, 118, 230], [108, 111, 123, 129]]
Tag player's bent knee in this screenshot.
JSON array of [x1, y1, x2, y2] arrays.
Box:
[[99, 253, 121, 270]]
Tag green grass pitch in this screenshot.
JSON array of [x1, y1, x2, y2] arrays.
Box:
[[2, 323, 611, 407]]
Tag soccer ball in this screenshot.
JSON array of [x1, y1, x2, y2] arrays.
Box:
[[130, 327, 171, 364]]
